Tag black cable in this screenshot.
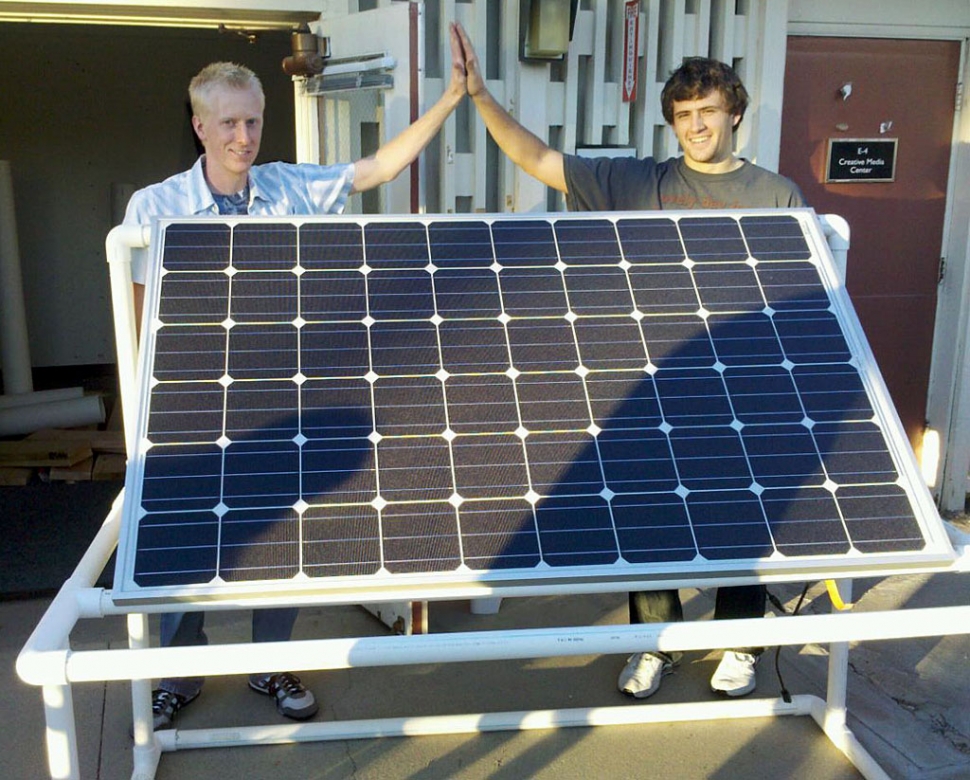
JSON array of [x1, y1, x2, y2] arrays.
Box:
[[771, 582, 811, 703]]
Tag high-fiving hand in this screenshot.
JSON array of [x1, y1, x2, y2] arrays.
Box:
[[452, 21, 486, 99]]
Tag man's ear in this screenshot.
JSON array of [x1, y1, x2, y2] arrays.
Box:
[[191, 115, 205, 141]]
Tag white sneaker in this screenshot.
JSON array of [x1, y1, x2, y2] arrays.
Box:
[[617, 652, 673, 699], [710, 651, 759, 697]]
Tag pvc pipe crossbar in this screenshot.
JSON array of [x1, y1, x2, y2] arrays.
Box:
[[18, 603, 970, 688], [160, 696, 819, 748], [148, 695, 890, 779]]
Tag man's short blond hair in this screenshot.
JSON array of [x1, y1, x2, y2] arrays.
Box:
[[189, 62, 264, 118]]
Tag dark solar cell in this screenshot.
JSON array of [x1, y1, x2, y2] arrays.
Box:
[[451, 434, 530, 498], [574, 317, 648, 370], [722, 366, 804, 425], [565, 265, 636, 315], [554, 218, 621, 265], [445, 375, 519, 432], [161, 222, 231, 272], [227, 324, 298, 380], [707, 312, 784, 366], [147, 381, 225, 443], [232, 223, 298, 270], [692, 264, 765, 313], [428, 220, 494, 267], [153, 327, 226, 381], [499, 267, 569, 316], [679, 216, 748, 262], [368, 269, 435, 320], [434, 269, 502, 318], [758, 262, 831, 311], [491, 219, 558, 266], [775, 310, 852, 363], [439, 320, 510, 374], [534, 495, 618, 566], [299, 222, 364, 270], [687, 490, 774, 560], [302, 504, 382, 576], [362, 222, 429, 269], [459, 499, 541, 570], [628, 264, 699, 312], [157, 274, 229, 324], [615, 217, 684, 263], [299, 272, 367, 321], [611, 493, 695, 563], [640, 314, 714, 369], [740, 215, 812, 261], [229, 271, 298, 322]]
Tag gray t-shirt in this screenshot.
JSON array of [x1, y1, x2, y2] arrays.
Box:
[[563, 154, 806, 212]]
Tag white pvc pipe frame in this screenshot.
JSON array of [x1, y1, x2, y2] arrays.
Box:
[[15, 492, 970, 780], [16, 217, 961, 780]]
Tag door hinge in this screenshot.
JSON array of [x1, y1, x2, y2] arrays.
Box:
[[957, 82, 964, 112], [939, 255, 947, 284]]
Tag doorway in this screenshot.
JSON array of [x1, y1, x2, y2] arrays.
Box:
[[779, 37, 961, 457]]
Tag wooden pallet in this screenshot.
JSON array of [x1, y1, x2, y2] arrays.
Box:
[[0, 428, 126, 483]]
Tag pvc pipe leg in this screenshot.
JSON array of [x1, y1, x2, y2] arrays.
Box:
[[470, 597, 503, 615], [42, 684, 80, 780]]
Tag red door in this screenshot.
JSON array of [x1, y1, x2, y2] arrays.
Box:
[[779, 37, 960, 456]]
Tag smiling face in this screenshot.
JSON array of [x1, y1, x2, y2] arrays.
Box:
[[192, 83, 264, 195], [669, 89, 742, 173]]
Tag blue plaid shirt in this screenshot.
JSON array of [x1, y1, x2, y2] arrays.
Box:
[[124, 155, 355, 284]]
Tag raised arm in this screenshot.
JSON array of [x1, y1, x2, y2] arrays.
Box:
[[351, 23, 466, 193], [456, 22, 567, 193]]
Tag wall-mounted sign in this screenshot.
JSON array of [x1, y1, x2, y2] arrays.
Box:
[[826, 138, 897, 182], [622, 1, 640, 102]]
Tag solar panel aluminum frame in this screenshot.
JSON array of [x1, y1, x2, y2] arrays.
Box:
[[111, 209, 955, 606]]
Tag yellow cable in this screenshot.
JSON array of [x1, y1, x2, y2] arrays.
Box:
[[825, 579, 853, 610]]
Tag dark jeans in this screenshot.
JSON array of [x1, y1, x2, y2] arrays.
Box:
[[157, 607, 300, 698], [629, 586, 766, 658]]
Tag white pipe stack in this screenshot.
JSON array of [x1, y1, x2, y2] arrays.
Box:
[[0, 160, 105, 436], [0, 159, 33, 395]]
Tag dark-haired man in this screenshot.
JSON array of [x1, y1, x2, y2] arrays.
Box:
[[455, 23, 805, 701]]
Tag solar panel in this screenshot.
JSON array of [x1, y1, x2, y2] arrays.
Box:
[[112, 210, 954, 605]]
